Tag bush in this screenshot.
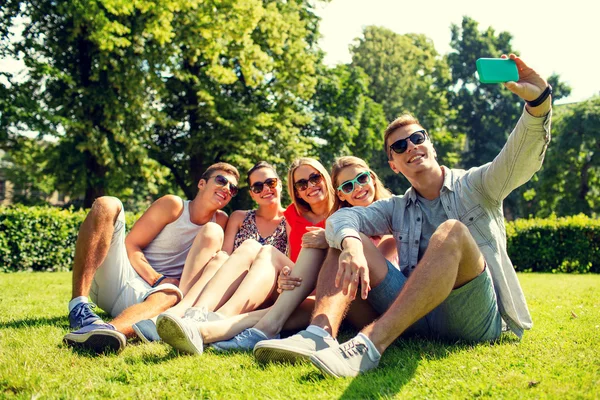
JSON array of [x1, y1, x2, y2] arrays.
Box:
[[0, 205, 140, 272], [1, 206, 598, 273], [506, 214, 600, 273]]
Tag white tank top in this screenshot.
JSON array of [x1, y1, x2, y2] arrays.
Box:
[[143, 198, 216, 278]]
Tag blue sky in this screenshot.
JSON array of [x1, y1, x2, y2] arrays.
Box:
[[315, 0, 600, 104]]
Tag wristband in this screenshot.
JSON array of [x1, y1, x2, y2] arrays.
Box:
[[526, 85, 552, 107], [151, 275, 166, 288]]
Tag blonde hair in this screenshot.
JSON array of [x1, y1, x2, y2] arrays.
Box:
[[383, 114, 422, 159], [330, 156, 392, 215], [287, 157, 335, 216]]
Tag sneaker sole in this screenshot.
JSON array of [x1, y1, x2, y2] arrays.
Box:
[[156, 315, 203, 355], [309, 354, 341, 378], [253, 343, 314, 365], [63, 330, 125, 354]]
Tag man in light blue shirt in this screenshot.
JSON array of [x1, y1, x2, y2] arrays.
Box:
[[253, 55, 552, 377]]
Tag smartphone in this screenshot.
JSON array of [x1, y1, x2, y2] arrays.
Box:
[[476, 58, 518, 83]]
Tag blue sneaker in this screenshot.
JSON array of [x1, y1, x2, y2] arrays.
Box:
[[63, 323, 126, 353], [210, 328, 279, 352], [68, 302, 102, 329], [132, 319, 160, 343]]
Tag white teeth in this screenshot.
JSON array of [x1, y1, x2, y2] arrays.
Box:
[[409, 155, 423, 163]]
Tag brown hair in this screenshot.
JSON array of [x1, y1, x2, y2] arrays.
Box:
[[383, 114, 422, 159], [330, 156, 392, 215], [200, 162, 240, 182], [246, 161, 279, 186], [287, 157, 335, 216]]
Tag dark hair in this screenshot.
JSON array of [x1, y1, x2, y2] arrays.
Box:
[[246, 161, 279, 186], [200, 162, 240, 182]]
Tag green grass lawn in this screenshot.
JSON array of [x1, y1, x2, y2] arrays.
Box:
[[0, 272, 599, 399]]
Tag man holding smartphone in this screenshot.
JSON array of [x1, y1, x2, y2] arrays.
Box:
[[254, 54, 551, 377]]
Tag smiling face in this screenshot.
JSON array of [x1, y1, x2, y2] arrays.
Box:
[[386, 123, 438, 180], [335, 165, 375, 207], [248, 167, 281, 206], [293, 165, 327, 207], [198, 170, 238, 208]]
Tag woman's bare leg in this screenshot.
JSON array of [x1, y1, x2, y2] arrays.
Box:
[[178, 222, 225, 295], [251, 248, 327, 337], [216, 245, 291, 317], [167, 251, 229, 316], [192, 239, 262, 312]]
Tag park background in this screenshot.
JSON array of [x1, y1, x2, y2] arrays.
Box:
[[0, 0, 598, 398]]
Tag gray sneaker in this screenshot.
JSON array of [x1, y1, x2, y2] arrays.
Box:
[[132, 319, 160, 343], [210, 328, 278, 352], [156, 313, 203, 355], [253, 329, 338, 364], [183, 306, 208, 322], [310, 335, 381, 378]]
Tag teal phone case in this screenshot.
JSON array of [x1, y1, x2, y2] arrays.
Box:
[[476, 58, 519, 83]]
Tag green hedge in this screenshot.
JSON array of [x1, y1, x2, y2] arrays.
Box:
[[1, 206, 599, 273], [506, 214, 600, 273], [0, 205, 139, 272]]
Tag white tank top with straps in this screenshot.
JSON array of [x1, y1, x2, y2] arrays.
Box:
[[142, 197, 216, 278]]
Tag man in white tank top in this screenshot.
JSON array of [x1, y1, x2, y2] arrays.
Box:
[[63, 162, 239, 353]]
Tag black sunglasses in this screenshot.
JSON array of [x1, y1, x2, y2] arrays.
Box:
[[337, 171, 371, 194], [294, 172, 323, 192], [389, 130, 428, 155], [212, 174, 238, 197], [250, 178, 279, 194]]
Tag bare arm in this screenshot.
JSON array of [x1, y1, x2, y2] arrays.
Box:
[[221, 210, 246, 255], [124, 195, 183, 286]]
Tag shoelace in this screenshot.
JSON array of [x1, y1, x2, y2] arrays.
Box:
[[236, 329, 254, 341], [339, 340, 368, 359], [73, 302, 98, 320]]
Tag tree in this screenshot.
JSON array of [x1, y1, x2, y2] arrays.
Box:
[[527, 97, 600, 217], [448, 16, 570, 219], [302, 63, 387, 169], [149, 0, 322, 211], [0, 0, 188, 207], [350, 25, 463, 194]]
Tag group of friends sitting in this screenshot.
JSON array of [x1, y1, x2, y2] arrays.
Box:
[[62, 54, 553, 378]]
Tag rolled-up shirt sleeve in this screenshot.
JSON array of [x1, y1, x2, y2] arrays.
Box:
[[325, 197, 398, 249]]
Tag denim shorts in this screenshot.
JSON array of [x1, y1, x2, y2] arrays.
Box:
[[368, 260, 502, 342]]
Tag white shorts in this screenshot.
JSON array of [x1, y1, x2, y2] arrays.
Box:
[[89, 201, 183, 317]]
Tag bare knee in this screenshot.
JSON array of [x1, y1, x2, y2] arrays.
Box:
[[196, 221, 224, 249], [145, 290, 181, 309], [237, 239, 262, 255], [434, 219, 471, 245], [89, 196, 122, 224]]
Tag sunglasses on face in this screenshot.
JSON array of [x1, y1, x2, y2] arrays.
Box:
[[337, 171, 372, 194], [294, 172, 323, 192], [250, 178, 279, 194], [212, 174, 238, 197], [389, 129, 428, 155]]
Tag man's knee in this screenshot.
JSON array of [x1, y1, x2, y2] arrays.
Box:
[[197, 222, 224, 248], [89, 196, 122, 222], [145, 290, 181, 309], [435, 219, 472, 244]]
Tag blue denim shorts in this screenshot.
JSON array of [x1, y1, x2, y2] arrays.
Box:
[[368, 261, 502, 342]]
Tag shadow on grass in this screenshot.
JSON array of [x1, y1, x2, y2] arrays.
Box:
[[333, 337, 472, 399]]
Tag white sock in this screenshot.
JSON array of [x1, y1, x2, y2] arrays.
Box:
[[357, 332, 381, 359], [68, 296, 88, 313], [306, 324, 333, 339], [249, 328, 269, 339]]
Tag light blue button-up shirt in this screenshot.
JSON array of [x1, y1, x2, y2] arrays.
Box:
[[326, 107, 552, 338]]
